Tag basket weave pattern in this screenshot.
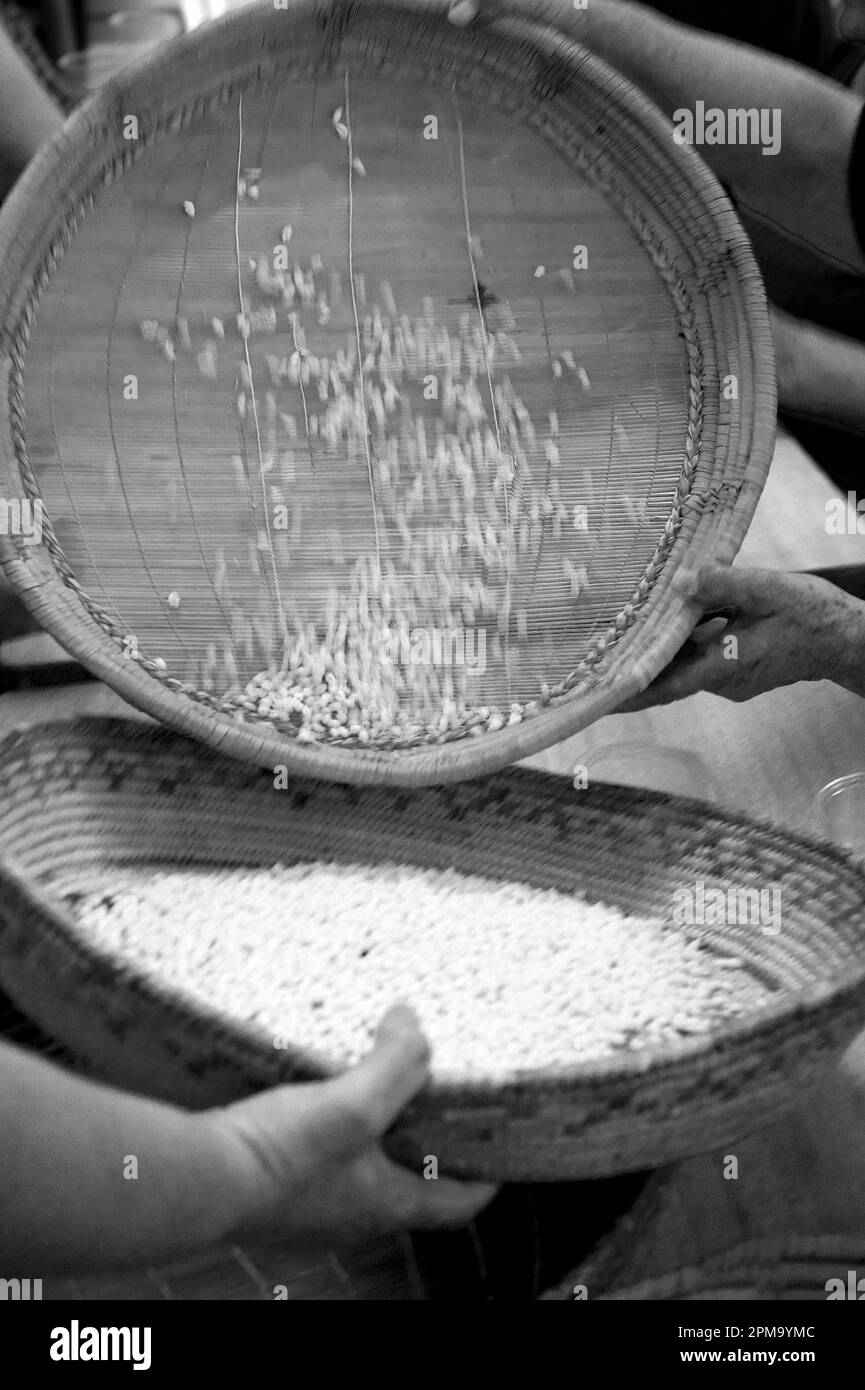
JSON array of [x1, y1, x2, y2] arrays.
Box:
[[542, 1232, 865, 1300], [0, 717, 862, 1181], [0, 2, 776, 784]]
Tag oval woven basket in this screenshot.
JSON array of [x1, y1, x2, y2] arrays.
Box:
[[0, 716, 862, 1181], [0, 0, 775, 786], [541, 1234, 865, 1301]]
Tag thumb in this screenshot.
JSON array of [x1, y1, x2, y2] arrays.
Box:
[[330, 1004, 432, 1137], [671, 563, 774, 615]]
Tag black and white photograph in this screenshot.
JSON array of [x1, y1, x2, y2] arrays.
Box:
[[0, 0, 864, 1355]]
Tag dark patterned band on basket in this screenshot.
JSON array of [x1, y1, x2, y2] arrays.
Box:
[[0, 716, 862, 1183]]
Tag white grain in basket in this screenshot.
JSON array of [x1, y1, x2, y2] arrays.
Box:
[[70, 864, 769, 1083]]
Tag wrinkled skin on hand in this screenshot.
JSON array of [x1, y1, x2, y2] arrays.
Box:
[[620, 564, 865, 710]]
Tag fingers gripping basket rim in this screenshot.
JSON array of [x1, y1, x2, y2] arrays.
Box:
[[0, 1, 777, 785]]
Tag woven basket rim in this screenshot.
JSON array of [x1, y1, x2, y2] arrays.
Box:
[[0, 714, 861, 1103], [598, 1232, 865, 1300], [544, 1229, 865, 1300], [0, 1, 776, 785]]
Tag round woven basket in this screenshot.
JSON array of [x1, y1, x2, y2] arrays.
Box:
[[541, 1233, 865, 1301], [0, 716, 861, 1182], [0, 0, 776, 785]]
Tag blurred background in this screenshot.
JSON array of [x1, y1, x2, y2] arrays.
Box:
[[3, 0, 863, 95], [0, 0, 223, 93]]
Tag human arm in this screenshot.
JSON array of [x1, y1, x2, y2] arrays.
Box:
[[436, 0, 865, 273], [0, 1005, 494, 1273], [771, 305, 865, 434]]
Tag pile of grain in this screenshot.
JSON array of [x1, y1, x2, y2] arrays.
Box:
[[68, 862, 770, 1081]]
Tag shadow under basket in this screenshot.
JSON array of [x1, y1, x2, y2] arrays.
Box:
[[1, 716, 864, 1182]]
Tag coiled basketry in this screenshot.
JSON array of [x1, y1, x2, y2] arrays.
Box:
[[0, 716, 861, 1182], [0, 0, 775, 784], [541, 1233, 865, 1300]]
